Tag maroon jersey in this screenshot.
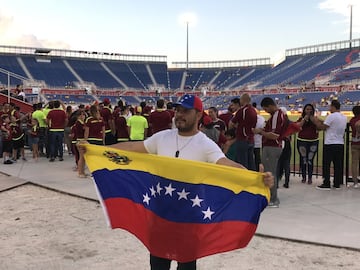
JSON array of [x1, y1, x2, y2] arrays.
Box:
[[115, 115, 129, 141], [148, 110, 172, 134], [350, 115, 360, 145], [85, 116, 105, 140], [219, 112, 233, 128], [100, 106, 113, 132], [47, 109, 67, 131], [231, 104, 257, 143], [297, 117, 318, 141], [74, 120, 85, 140], [263, 109, 287, 147], [29, 125, 39, 138], [11, 123, 24, 140], [2, 123, 12, 141]]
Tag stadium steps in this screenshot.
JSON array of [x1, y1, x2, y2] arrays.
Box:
[[100, 62, 128, 89], [17, 57, 33, 80], [208, 70, 222, 86], [257, 57, 304, 85], [126, 63, 147, 90], [193, 71, 204, 89], [227, 69, 255, 89], [180, 71, 187, 90], [63, 60, 84, 83], [146, 64, 157, 86], [283, 53, 337, 85]]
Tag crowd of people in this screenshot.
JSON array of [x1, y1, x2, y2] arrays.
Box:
[[1, 92, 359, 199]]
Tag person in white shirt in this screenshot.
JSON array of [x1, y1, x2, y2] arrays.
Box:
[[80, 94, 274, 270], [312, 100, 347, 190]]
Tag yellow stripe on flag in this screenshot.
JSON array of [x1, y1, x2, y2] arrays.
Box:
[[84, 144, 270, 201]]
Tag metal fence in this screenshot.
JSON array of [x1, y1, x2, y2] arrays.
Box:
[[290, 123, 353, 185]]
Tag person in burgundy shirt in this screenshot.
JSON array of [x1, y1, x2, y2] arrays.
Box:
[[100, 98, 116, 145], [349, 105, 360, 189], [254, 97, 287, 208], [148, 99, 172, 135], [1, 114, 13, 164], [218, 105, 234, 129], [47, 100, 68, 162], [84, 105, 105, 145], [296, 104, 319, 185], [229, 93, 257, 170], [114, 105, 130, 142], [70, 110, 87, 178], [208, 107, 226, 134]]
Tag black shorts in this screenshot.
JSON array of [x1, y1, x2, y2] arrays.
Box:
[[88, 139, 104, 145], [2, 140, 13, 153], [12, 138, 25, 150]]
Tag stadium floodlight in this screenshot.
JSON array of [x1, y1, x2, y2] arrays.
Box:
[[349, 4, 353, 49], [178, 12, 198, 71]]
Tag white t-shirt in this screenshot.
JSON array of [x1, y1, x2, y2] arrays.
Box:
[[323, 112, 347, 145], [144, 129, 225, 163], [254, 115, 265, 148]]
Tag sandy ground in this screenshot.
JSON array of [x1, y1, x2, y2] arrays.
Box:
[[1, 184, 359, 270]]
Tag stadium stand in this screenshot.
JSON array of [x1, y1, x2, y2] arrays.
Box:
[[0, 39, 359, 113], [21, 56, 77, 87]]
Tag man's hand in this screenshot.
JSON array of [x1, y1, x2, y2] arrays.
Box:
[[259, 164, 274, 188], [252, 128, 263, 135]]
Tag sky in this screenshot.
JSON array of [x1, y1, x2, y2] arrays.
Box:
[[0, 0, 359, 66]]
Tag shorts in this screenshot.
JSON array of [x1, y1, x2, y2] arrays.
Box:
[[88, 139, 104, 145], [28, 136, 39, 148], [12, 138, 25, 150], [2, 140, 13, 153]]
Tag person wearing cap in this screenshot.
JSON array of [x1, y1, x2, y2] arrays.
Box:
[[79, 94, 274, 270], [100, 98, 116, 145], [127, 106, 148, 141]]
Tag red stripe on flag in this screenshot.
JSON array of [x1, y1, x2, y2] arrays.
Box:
[[104, 197, 258, 262]]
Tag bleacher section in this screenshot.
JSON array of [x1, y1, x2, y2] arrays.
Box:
[[0, 40, 360, 114], [0, 55, 28, 85], [22, 56, 77, 87]]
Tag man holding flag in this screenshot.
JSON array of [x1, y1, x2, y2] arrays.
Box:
[[80, 94, 274, 270]]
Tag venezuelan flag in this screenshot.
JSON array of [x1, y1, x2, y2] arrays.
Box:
[[84, 144, 270, 263]]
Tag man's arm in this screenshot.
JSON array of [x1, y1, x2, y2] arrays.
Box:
[[310, 116, 328, 130], [216, 157, 246, 169], [253, 128, 279, 140], [216, 158, 274, 188], [110, 141, 148, 153]]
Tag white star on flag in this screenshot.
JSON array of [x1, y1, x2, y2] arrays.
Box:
[[190, 195, 204, 207], [164, 183, 176, 196], [202, 207, 215, 220], [150, 186, 157, 197], [177, 188, 190, 200], [156, 183, 163, 195], [143, 193, 150, 205]]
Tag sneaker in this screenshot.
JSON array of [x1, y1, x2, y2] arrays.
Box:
[[283, 183, 289, 188], [59, 157, 64, 161], [353, 183, 360, 189], [11, 158, 17, 163], [49, 158, 55, 162], [316, 184, 331, 190], [3, 160, 13, 165], [308, 179, 312, 185], [268, 201, 280, 208], [333, 186, 341, 190]]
